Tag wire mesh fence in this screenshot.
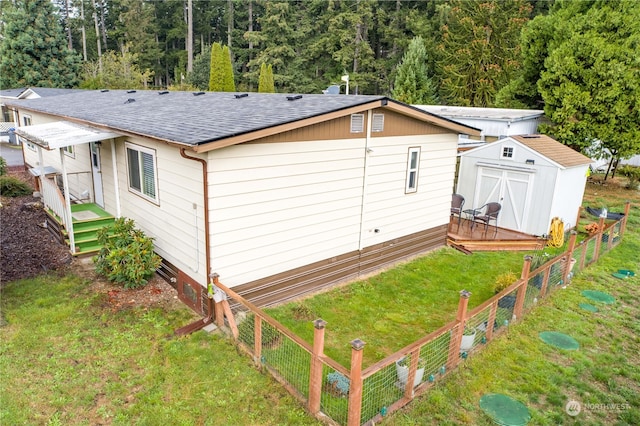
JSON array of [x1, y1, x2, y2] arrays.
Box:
[[215, 205, 629, 426]]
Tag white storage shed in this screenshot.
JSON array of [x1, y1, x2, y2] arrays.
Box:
[[456, 135, 592, 236]]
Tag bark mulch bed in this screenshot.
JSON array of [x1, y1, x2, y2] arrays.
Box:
[[1, 167, 183, 312]]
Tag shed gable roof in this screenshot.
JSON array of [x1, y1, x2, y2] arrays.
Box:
[[511, 135, 592, 168], [9, 90, 480, 150]]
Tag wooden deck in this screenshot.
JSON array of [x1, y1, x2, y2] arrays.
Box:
[[447, 217, 547, 253]]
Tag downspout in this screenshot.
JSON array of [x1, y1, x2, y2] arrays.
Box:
[[179, 148, 211, 282], [175, 148, 214, 336]]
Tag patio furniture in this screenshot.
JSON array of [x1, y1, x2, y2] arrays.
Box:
[[471, 202, 502, 234], [451, 194, 465, 225]]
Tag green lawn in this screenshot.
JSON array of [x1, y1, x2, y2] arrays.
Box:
[[1, 176, 638, 425]]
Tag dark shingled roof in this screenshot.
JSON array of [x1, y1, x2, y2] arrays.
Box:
[[10, 90, 395, 146]]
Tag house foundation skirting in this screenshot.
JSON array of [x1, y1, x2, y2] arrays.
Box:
[[158, 225, 447, 315]]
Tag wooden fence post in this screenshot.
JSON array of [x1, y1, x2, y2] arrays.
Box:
[[347, 339, 365, 426], [620, 201, 631, 237], [447, 290, 470, 370], [563, 232, 578, 284], [254, 315, 262, 363], [593, 216, 606, 262], [513, 256, 532, 320], [308, 319, 327, 415], [485, 301, 498, 342]]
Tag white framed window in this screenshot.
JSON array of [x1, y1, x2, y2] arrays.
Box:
[[405, 147, 421, 193], [26, 142, 37, 152], [62, 145, 75, 158], [22, 115, 35, 150], [502, 146, 515, 159], [350, 114, 364, 133], [23, 115, 31, 126], [372, 113, 384, 132], [125, 142, 159, 203]]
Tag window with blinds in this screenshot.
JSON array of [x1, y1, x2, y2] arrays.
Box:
[[126, 142, 158, 203]]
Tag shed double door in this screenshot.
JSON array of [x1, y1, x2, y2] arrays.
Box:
[[473, 167, 533, 232]]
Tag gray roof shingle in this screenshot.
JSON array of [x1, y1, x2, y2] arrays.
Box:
[[10, 90, 392, 146]]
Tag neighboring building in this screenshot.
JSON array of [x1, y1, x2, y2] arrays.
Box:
[[456, 135, 592, 236], [414, 105, 545, 151], [10, 90, 480, 312]]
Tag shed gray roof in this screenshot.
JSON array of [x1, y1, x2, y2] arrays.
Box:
[[415, 105, 544, 122], [9, 90, 479, 147], [0, 87, 84, 99]]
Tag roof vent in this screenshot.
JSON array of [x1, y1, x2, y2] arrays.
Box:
[[234, 93, 249, 99], [127, 90, 137, 93], [124, 98, 136, 104], [193, 91, 205, 96], [286, 95, 303, 101], [522, 135, 540, 139], [100, 89, 109, 93], [158, 91, 169, 95]]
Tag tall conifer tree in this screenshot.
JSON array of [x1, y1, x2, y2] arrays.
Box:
[[392, 36, 438, 104], [0, 0, 81, 88], [208, 42, 224, 91], [221, 45, 236, 92]]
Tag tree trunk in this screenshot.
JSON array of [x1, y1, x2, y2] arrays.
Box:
[[227, 0, 234, 57], [91, 0, 102, 73], [65, 0, 72, 50], [187, 0, 193, 73], [99, 0, 107, 46], [80, 0, 87, 61]]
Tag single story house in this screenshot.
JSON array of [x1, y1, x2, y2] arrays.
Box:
[[414, 105, 544, 151], [8, 90, 480, 312], [455, 134, 592, 236]]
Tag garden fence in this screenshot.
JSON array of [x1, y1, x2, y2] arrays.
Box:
[[212, 202, 630, 426]]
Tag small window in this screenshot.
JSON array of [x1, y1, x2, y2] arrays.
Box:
[[350, 114, 364, 133], [502, 146, 514, 159], [372, 113, 384, 132], [23, 115, 31, 126], [62, 145, 75, 158], [405, 147, 420, 193], [125, 142, 158, 203], [26, 142, 37, 152]]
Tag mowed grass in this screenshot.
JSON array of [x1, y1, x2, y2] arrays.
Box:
[[266, 248, 528, 366], [381, 177, 640, 425], [0, 275, 321, 426]]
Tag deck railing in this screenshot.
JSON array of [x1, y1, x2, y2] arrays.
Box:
[[213, 201, 631, 426], [40, 176, 72, 232]]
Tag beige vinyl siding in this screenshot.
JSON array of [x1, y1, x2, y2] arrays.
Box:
[[360, 135, 458, 248], [101, 136, 207, 284], [208, 139, 367, 287]]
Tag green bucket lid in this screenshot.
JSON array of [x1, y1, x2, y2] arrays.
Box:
[[479, 393, 531, 426], [579, 303, 598, 313], [618, 269, 635, 277], [539, 331, 580, 350], [581, 290, 616, 304]]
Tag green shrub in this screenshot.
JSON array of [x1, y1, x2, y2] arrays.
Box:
[[619, 165, 640, 190], [0, 176, 32, 197], [94, 217, 161, 289], [0, 156, 7, 175], [492, 271, 518, 294]]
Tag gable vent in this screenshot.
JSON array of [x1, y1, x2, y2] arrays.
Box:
[[350, 114, 364, 133], [372, 113, 384, 132]]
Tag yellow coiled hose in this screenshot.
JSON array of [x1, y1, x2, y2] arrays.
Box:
[[547, 217, 565, 248]]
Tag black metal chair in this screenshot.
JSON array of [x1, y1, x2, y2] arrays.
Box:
[[451, 194, 465, 226], [472, 202, 501, 234]]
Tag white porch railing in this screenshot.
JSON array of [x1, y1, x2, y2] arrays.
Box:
[[40, 176, 72, 232]]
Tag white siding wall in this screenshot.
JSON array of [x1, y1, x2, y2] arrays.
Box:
[[549, 166, 589, 231], [100, 137, 208, 284], [208, 133, 458, 288]]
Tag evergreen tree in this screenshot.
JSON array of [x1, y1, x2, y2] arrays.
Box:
[[258, 63, 275, 93], [208, 42, 224, 91], [392, 36, 438, 104], [221, 45, 236, 91], [0, 0, 81, 88], [437, 0, 532, 107], [188, 46, 211, 90]]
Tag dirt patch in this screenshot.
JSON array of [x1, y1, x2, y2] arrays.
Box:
[[1, 167, 183, 312]]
